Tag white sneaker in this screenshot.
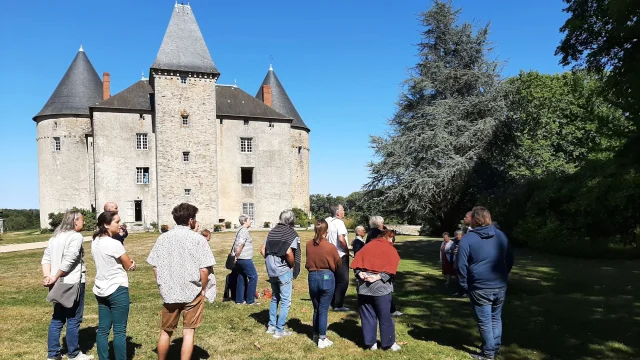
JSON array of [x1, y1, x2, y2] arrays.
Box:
[[389, 343, 402, 351], [391, 311, 403, 317], [369, 343, 378, 350], [318, 338, 333, 349], [333, 307, 350, 312], [69, 352, 94, 360], [265, 326, 276, 334], [273, 330, 292, 339]]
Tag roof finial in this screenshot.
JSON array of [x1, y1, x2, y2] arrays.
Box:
[[79, 43, 84, 52], [175, 0, 178, 7], [269, 64, 273, 71], [234, 79, 238, 87], [269, 54, 274, 71], [141, 71, 147, 80]]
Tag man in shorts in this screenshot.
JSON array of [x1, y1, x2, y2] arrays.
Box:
[[147, 203, 215, 360]]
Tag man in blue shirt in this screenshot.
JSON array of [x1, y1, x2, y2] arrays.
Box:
[[456, 206, 514, 360]]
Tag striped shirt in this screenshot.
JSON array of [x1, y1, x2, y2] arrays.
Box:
[[354, 270, 394, 296]]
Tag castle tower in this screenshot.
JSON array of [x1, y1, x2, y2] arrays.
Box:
[[33, 46, 102, 228], [256, 66, 311, 213], [151, 4, 220, 227]]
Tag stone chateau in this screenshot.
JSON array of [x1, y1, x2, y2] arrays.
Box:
[[33, 3, 310, 229]]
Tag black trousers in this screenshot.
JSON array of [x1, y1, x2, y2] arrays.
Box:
[[332, 255, 350, 308], [358, 293, 396, 348]]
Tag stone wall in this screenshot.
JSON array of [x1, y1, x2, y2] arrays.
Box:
[[152, 72, 219, 228], [291, 129, 310, 213], [36, 116, 92, 228], [92, 111, 157, 226], [217, 116, 293, 228]]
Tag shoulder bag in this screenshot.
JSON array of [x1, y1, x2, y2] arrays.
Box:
[[46, 233, 83, 308]]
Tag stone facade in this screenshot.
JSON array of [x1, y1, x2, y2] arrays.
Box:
[[36, 116, 93, 227], [291, 129, 310, 213], [153, 72, 220, 228], [217, 114, 293, 227], [91, 111, 157, 226]]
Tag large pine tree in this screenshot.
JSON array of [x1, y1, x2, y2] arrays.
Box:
[[365, 1, 505, 227]]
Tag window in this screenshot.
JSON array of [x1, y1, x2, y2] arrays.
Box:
[[268, 121, 274, 128], [183, 151, 190, 162], [242, 203, 255, 221], [184, 189, 191, 196], [182, 115, 189, 126], [241, 167, 253, 185], [136, 133, 148, 150], [180, 75, 187, 85], [244, 120, 249, 126], [53, 137, 61, 151], [53, 121, 58, 130], [136, 167, 150, 184], [240, 138, 253, 153]]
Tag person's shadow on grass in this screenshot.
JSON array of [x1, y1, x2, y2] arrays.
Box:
[[287, 318, 314, 340], [248, 309, 269, 327], [328, 317, 361, 347], [153, 338, 210, 359], [62, 326, 97, 356]]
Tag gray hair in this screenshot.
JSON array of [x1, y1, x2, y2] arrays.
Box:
[[454, 230, 463, 236], [238, 214, 249, 225], [329, 204, 342, 217], [279, 209, 295, 227], [355, 225, 365, 234], [369, 215, 384, 228], [54, 211, 83, 236]]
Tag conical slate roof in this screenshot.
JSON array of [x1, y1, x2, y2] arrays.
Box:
[[33, 48, 103, 121], [256, 67, 309, 131], [152, 4, 219, 74]]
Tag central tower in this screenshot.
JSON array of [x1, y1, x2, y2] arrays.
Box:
[[151, 3, 220, 227]]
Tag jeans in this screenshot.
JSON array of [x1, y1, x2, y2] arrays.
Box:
[[469, 287, 506, 359], [308, 270, 335, 338], [332, 255, 350, 309], [47, 283, 86, 359], [96, 286, 130, 360], [358, 293, 396, 349], [268, 270, 293, 332], [235, 259, 258, 304]]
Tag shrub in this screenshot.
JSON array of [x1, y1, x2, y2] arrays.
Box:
[[292, 208, 311, 228], [40, 228, 51, 234], [150, 222, 158, 232], [224, 221, 232, 229], [48, 208, 96, 232], [343, 217, 358, 230], [214, 224, 223, 232], [263, 222, 271, 228]]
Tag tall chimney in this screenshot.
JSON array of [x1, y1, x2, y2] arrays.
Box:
[[103, 72, 111, 100], [262, 85, 272, 107]]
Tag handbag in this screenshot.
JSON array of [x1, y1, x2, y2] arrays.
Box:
[[46, 233, 83, 308], [225, 234, 238, 270]]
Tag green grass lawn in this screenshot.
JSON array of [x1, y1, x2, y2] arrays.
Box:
[[0, 231, 93, 245], [0, 231, 638, 359]]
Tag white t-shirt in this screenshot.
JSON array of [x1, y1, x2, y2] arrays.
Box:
[[92, 236, 129, 297], [325, 217, 349, 257]]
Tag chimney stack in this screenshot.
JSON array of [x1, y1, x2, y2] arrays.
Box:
[[103, 72, 111, 100], [262, 85, 272, 107]]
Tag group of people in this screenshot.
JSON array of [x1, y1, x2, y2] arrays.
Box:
[[41, 200, 512, 360]]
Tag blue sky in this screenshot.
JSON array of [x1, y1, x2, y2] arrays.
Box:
[[0, 0, 568, 209]]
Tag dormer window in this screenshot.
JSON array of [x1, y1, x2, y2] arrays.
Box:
[[180, 75, 188, 85]]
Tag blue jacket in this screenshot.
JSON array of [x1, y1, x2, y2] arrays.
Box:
[[456, 225, 514, 291]]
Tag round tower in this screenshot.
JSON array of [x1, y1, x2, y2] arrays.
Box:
[[33, 46, 103, 228], [256, 65, 311, 213]]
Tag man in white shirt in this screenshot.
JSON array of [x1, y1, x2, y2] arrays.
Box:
[[325, 204, 350, 311]]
